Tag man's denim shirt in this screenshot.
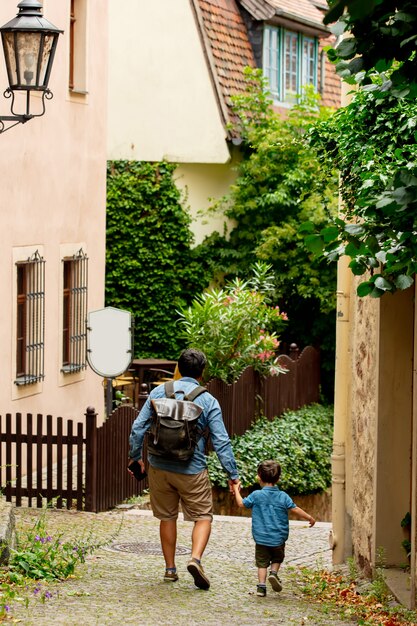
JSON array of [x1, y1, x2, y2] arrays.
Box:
[[129, 377, 239, 479]]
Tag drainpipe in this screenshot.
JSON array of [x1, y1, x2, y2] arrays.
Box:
[[330, 253, 351, 564], [329, 77, 354, 564]]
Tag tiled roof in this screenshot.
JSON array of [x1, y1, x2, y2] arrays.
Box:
[[193, 0, 256, 137], [241, 0, 328, 31], [193, 0, 339, 137], [270, 0, 325, 24]]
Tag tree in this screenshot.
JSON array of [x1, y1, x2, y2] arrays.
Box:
[[303, 1, 417, 298], [195, 69, 339, 398]]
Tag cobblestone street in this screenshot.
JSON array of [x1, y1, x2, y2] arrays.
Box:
[[11, 508, 354, 625]]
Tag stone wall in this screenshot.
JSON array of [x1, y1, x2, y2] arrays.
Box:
[[349, 280, 379, 575], [212, 487, 332, 522]]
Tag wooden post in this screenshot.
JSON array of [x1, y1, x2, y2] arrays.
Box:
[[85, 406, 98, 512], [137, 383, 149, 411], [289, 343, 300, 360]]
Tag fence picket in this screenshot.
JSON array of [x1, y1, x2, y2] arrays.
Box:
[[56, 417, 63, 509], [5, 414, 12, 502], [27, 414, 33, 507], [36, 414, 43, 508], [16, 413, 22, 507], [76, 422, 83, 510], [46, 415, 53, 504]]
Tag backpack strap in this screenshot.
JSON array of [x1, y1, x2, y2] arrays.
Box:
[[164, 381, 180, 398], [164, 381, 206, 402], [185, 385, 207, 402]]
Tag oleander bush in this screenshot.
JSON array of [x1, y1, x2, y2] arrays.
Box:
[[207, 403, 333, 495]]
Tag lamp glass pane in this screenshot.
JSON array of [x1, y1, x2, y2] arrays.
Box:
[[2, 32, 17, 86], [39, 34, 54, 86], [16, 31, 41, 88]]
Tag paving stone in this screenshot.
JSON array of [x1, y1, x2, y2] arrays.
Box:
[[10, 508, 352, 626]]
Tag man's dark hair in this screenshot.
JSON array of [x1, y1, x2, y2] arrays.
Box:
[[178, 348, 207, 379], [257, 460, 281, 484]]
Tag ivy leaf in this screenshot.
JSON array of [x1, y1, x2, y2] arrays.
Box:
[[336, 38, 357, 59], [394, 274, 414, 290], [299, 221, 315, 234], [320, 226, 339, 242], [375, 250, 387, 264], [357, 281, 375, 297], [374, 276, 393, 291], [349, 260, 367, 275], [304, 234, 324, 254], [345, 223, 365, 236]]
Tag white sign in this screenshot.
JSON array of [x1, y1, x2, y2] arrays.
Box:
[[87, 307, 133, 377]]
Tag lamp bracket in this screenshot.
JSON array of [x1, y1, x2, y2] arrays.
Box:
[[0, 88, 53, 134]]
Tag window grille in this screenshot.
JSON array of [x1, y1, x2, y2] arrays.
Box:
[[61, 249, 88, 374], [15, 251, 46, 386]]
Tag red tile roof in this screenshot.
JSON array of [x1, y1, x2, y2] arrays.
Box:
[[193, 0, 340, 137], [193, 0, 256, 136], [240, 0, 328, 32], [270, 0, 326, 25]]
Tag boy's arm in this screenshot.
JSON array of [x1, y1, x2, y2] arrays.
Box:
[[232, 482, 245, 508], [291, 506, 315, 527]]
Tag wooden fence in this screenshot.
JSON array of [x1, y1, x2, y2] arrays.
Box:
[[0, 406, 145, 512], [206, 345, 320, 437], [0, 345, 319, 512]]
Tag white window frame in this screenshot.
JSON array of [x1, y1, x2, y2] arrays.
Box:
[[263, 25, 318, 105]]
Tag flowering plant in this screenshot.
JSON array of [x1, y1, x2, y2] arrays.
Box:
[[178, 263, 288, 383]]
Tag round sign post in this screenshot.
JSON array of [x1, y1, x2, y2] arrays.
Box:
[[86, 307, 134, 416]]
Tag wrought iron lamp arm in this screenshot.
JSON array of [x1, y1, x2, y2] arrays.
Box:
[[0, 88, 54, 134]]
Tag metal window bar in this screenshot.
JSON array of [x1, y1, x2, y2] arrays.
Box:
[[61, 249, 88, 374], [15, 251, 45, 386]]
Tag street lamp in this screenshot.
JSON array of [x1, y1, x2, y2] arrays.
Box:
[[0, 0, 62, 134]]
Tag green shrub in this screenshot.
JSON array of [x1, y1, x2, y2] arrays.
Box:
[[207, 404, 333, 494], [178, 262, 288, 383], [106, 160, 207, 358]]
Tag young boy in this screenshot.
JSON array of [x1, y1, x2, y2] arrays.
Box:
[[232, 459, 315, 597]]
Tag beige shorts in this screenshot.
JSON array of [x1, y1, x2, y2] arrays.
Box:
[[148, 466, 213, 522]]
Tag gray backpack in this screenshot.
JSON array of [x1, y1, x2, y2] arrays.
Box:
[[147, 381, 207, 461]]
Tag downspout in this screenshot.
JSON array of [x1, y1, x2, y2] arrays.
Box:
[[330, 253, 351, 563], [330, 79, 353, 564]]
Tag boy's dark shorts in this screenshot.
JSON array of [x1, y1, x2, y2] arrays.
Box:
[[255, 543, 285, 568]]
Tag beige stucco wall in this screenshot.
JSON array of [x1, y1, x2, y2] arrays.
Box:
[[0, 0, 107, 421], [175, 157, 239, 246], [107, 0, 231, 165]]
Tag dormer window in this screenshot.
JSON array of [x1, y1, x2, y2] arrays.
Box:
[[263, 25, 318, 104]]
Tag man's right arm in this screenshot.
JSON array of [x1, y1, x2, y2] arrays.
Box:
[[129, 397, 153, 462]]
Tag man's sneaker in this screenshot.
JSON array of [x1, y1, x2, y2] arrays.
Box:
[[187, 558, 210, 590], [256, 584, 267, 597], [164, 569, 178, 582], [268, 571, 283, 592]]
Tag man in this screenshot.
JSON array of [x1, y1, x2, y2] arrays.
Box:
[[129, 348, 240, 590]]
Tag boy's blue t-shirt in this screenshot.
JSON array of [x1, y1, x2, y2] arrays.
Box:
[[242, 486, 296, 547]]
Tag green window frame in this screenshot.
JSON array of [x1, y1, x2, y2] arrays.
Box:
[[263, 25, 318, 104]]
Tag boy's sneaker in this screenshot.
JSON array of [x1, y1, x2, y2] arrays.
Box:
[[187, 558, 210, 590], [256, 584, 267, 597], [164, 569, 178, 582], [268, 571, 282, 592]]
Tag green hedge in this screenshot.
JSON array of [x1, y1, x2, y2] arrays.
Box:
[[106, 160, 207, 358], [207, 404, 333, 495]]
